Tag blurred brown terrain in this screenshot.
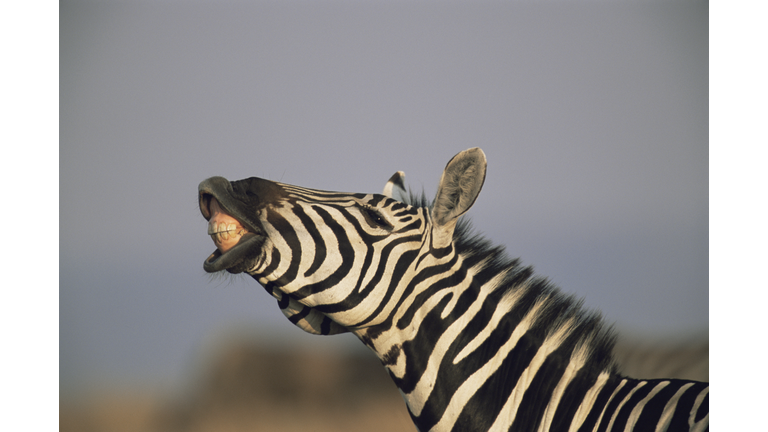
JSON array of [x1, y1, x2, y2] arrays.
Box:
[[60, 336, 707, 432]]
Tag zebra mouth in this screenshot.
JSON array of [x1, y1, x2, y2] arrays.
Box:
[[199, 184, 266, 274], [202, 232, 264, 273], [206, 196, 249, 253]]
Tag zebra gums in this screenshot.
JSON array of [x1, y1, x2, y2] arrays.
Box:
[[198, 148, 709, 432]]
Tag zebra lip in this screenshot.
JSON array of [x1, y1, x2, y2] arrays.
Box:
[[203, 232, 264, 273]]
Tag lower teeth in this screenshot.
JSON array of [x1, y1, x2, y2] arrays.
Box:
[[211, 229, 246, 251]]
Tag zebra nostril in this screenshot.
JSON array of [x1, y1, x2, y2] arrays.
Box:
[[198, 193, 213, 220]]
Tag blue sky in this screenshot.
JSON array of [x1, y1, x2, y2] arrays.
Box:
[[59, 0, 708, 396]]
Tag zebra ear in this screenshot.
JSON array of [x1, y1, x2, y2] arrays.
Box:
[[382, 171, 406, 198], [432, 148, 486, 230]]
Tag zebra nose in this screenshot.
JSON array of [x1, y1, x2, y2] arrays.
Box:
[[230, 176, 287, 206]]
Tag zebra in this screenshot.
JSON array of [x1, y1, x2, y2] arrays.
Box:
[[198, 148, 708, 432]]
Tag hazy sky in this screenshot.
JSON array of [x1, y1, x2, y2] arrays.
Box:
[[60, 0, 708, 396]]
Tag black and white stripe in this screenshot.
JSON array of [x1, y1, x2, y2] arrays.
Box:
[[198, 148, 708, 431]]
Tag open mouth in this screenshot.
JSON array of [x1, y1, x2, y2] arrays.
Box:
[[199, 187, 265, 274], [206, 196, 249, 252]]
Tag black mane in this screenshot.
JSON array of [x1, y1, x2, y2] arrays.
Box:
[[404, 189, 619, 376]]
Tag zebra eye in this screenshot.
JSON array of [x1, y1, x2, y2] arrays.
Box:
[[362, 206, 392, 229]]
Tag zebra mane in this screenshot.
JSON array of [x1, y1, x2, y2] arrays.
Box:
[[403, 188, 619, 376]]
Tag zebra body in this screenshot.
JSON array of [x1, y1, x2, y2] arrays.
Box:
[[198, 148, 708, 431]]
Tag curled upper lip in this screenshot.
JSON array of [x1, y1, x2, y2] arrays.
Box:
[[198, 176, 267, 237]]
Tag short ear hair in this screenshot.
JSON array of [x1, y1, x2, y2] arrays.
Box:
[[432, 148, 487, 228]]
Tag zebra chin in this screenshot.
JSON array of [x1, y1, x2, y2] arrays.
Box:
[[202, 233, 266, 274]]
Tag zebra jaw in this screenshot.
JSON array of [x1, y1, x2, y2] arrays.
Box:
[[203, 233, 263, 273]]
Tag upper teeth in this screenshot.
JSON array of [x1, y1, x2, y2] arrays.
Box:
[[208, 221, 241, 235], [208, 222, 246, 242]]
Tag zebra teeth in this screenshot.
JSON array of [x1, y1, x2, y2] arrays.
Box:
[[211, 231, 245, 253], [207, 220, 248, 253], [207, 221, 243, 235], [207, 221, 227, 235]]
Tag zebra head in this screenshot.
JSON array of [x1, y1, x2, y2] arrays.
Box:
[[198, 148, 487, 336]]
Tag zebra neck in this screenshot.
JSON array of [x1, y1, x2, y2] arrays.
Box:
[[355, 252, 621, 431]]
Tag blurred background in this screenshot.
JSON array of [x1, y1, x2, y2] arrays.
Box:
[[60, 1, 708, 430]]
